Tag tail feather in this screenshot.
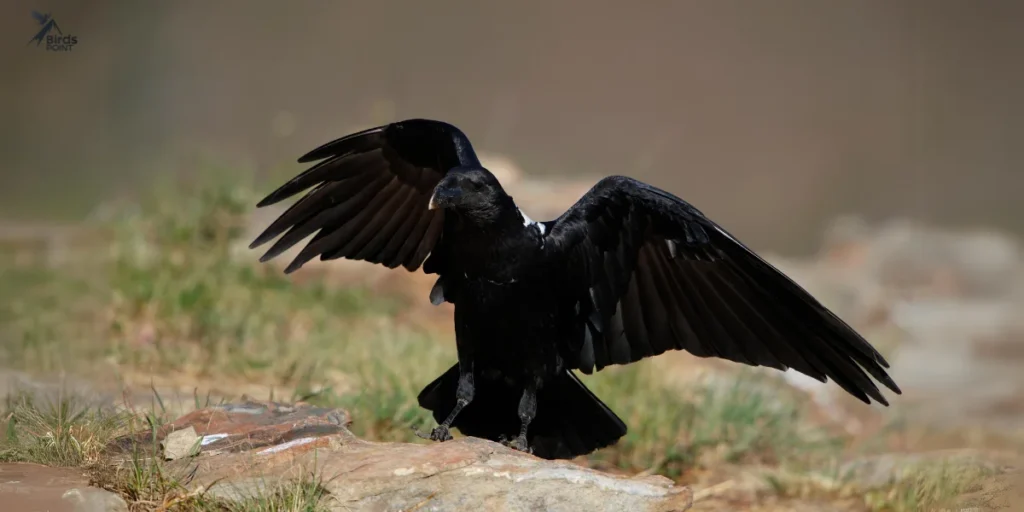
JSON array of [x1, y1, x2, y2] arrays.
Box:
[[417, 364, 627, 460], [529, 370, 627, 459]]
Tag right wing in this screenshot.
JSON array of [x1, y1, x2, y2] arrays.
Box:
[[543, 176, 900, 405]]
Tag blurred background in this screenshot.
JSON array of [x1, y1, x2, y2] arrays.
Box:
[[2, 1, 1023, 510], [2, 0, 1023, 252]]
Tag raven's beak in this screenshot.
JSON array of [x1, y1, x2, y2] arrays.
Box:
[[428, 185, 461, 210]]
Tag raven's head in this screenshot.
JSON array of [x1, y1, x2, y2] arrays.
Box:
[[428, 167, 508, 211]]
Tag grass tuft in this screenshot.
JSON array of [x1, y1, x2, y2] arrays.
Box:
[[92, 453, 332, 512], [0, 389, 126, 466], [862, 460, 997, 512], [199, 472, 332, 512], [584, 365, 842, 478]]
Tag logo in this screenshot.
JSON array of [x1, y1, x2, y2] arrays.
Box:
[[28, 11, 78, 52]]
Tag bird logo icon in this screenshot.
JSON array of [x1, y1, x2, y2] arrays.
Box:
[[28, 11, 62, 46]]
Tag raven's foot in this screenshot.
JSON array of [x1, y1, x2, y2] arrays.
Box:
[[413, 424, 453, 442], [430, 425, 453, 442], [510, 435, 533, 454], [499, 434, 533, 454]]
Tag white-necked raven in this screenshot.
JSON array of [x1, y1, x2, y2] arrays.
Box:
[[250, 119, 901, 459]]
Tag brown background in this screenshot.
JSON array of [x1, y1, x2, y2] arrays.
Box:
[[2, 0, 1022, 253]]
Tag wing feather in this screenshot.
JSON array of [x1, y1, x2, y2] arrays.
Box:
[[281, 171, 396, 273], [319, 175, 405, 260], [250, 119, 478, 275], [547, 176, 901, 405], [354, 185, 419, 262], [407, 211, 446, 271], [395, 206, 437, 271], [631, 245, 669, 356]]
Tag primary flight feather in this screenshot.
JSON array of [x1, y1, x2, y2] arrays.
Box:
[[250, 118, 901, 459]]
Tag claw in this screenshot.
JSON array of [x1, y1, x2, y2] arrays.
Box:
[[506, 435, 533, 454], [413, 426, 432, 440], [419, 424, 452, 442]]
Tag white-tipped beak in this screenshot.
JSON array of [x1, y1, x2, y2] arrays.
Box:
[[428, 184, 459, 210]]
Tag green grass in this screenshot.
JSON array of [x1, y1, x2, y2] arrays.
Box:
[[862, 460, 998, 512], [761, 448, 1004, 511], [213, 478, 331, 512], [297, 338, 450, 443], [0, 389, 127, 466], [582, 365, 843, 479], [94, 449, 332, 512], [96, 446, 333, 511], [0, 172, 396, 380]]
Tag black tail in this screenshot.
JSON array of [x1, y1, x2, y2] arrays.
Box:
[[417, 364, 627, 460]]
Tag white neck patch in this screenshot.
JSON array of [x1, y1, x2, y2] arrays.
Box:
[[518, 207, 547, 235]]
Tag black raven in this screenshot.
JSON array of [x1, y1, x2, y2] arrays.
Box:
[[250, 119, 901, 460]]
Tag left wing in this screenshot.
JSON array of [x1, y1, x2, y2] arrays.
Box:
[[544, 176, 901, 405], [250, 119, 478, 274]]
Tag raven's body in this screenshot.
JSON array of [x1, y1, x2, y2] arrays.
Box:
[[415, 195, 629, 457], [452, 262, 571, 385], [251, 119, 901, 459], [437, 213, 566, 381]]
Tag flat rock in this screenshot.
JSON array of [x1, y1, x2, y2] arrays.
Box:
[[109, 400, 693, 511], [161, 425, 201, 460], [0, 463, 88, 512], [62, 487, 129, 512], [198, 435, 693, 512], [108, 400, 351, 458], [0, 463, 127, 512]]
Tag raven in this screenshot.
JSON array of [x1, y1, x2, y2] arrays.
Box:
[[250, 119, 901, 460]]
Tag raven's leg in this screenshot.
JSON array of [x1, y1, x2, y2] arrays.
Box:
[[508, 384, 537, 454], [427, 361, 474, 442]]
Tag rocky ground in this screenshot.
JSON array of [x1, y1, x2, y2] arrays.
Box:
[[1, 162, 1023, 510], [1, 399, 694, 512]]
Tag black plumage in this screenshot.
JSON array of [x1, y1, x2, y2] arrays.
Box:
[[250, 118, 901, 460]]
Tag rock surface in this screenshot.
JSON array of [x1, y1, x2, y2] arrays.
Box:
[[161, 425, 201, 460], [0, 463, 126, 512], [62, 487, 129, 512], [107, 400, 693, 512]]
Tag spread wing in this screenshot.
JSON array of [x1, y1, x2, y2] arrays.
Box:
[[545, 176, 901, 405], [250, 119, 479, 274]]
